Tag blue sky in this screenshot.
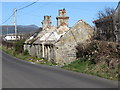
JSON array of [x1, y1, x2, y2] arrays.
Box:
[[2, 2, 119, 27]]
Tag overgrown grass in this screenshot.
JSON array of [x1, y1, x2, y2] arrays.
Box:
[[62, 59, 119, 81], [1, 45, 119, 81], [63, 60, 90, 72], [1, 45, 56, 66]]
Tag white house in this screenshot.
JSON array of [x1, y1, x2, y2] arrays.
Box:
[[4, 34, 21, 41]]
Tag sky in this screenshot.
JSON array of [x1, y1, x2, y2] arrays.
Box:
[[1, 1, 119, 27]]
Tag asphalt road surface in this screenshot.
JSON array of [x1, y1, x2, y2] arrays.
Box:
[[2, 51, 119, 88]]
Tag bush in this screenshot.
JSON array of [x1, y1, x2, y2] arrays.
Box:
[[14, 39, 25, 54], [76, 40, 120, 65], [76, 42, 97, 64], [23, 49, 29, 55]]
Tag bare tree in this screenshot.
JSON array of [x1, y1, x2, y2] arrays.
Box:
[[93, 7, 116, 41], [97, 7, 115, 19]]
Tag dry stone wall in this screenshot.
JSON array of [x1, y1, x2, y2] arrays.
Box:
[[54, 20, 94, 65]]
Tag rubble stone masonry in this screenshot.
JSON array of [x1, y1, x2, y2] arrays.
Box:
[[54, 20, 94, 65]]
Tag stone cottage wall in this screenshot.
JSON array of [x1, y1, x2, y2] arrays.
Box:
[[54, 20, 94, 65], [114, 2, 120, 42]]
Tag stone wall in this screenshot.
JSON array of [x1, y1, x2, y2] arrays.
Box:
[[114, 2, 120, 42], [93, 16, 116, 42], [54, 20, 94, 65]]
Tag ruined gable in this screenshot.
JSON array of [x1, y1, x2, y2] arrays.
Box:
[[54, 20, 94, 65]]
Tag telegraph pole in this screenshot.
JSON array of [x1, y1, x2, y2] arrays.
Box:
[[14, 8, 17, 39], [7, 24, 8, 35]]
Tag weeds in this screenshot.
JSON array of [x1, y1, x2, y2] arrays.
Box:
[[63, 58, 119, 81]]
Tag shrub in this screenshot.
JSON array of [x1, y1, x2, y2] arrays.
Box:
[[14, 39, 25, 54], [76, 40, 120, 65], [23, 49, 29, 55], [76, 42, 97, 64]]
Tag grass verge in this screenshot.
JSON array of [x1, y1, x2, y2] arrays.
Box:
[[62, 59, 119, 81], [1, 45, 56, 66], [1, 45, 119, 81]]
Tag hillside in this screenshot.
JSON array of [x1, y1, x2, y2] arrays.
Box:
[[1, 25, 39, 35]]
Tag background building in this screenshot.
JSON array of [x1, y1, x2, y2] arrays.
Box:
[[93, 2, 120, 42]]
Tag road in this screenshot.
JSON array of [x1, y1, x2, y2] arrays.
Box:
[[2, 51, 119, 88]]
